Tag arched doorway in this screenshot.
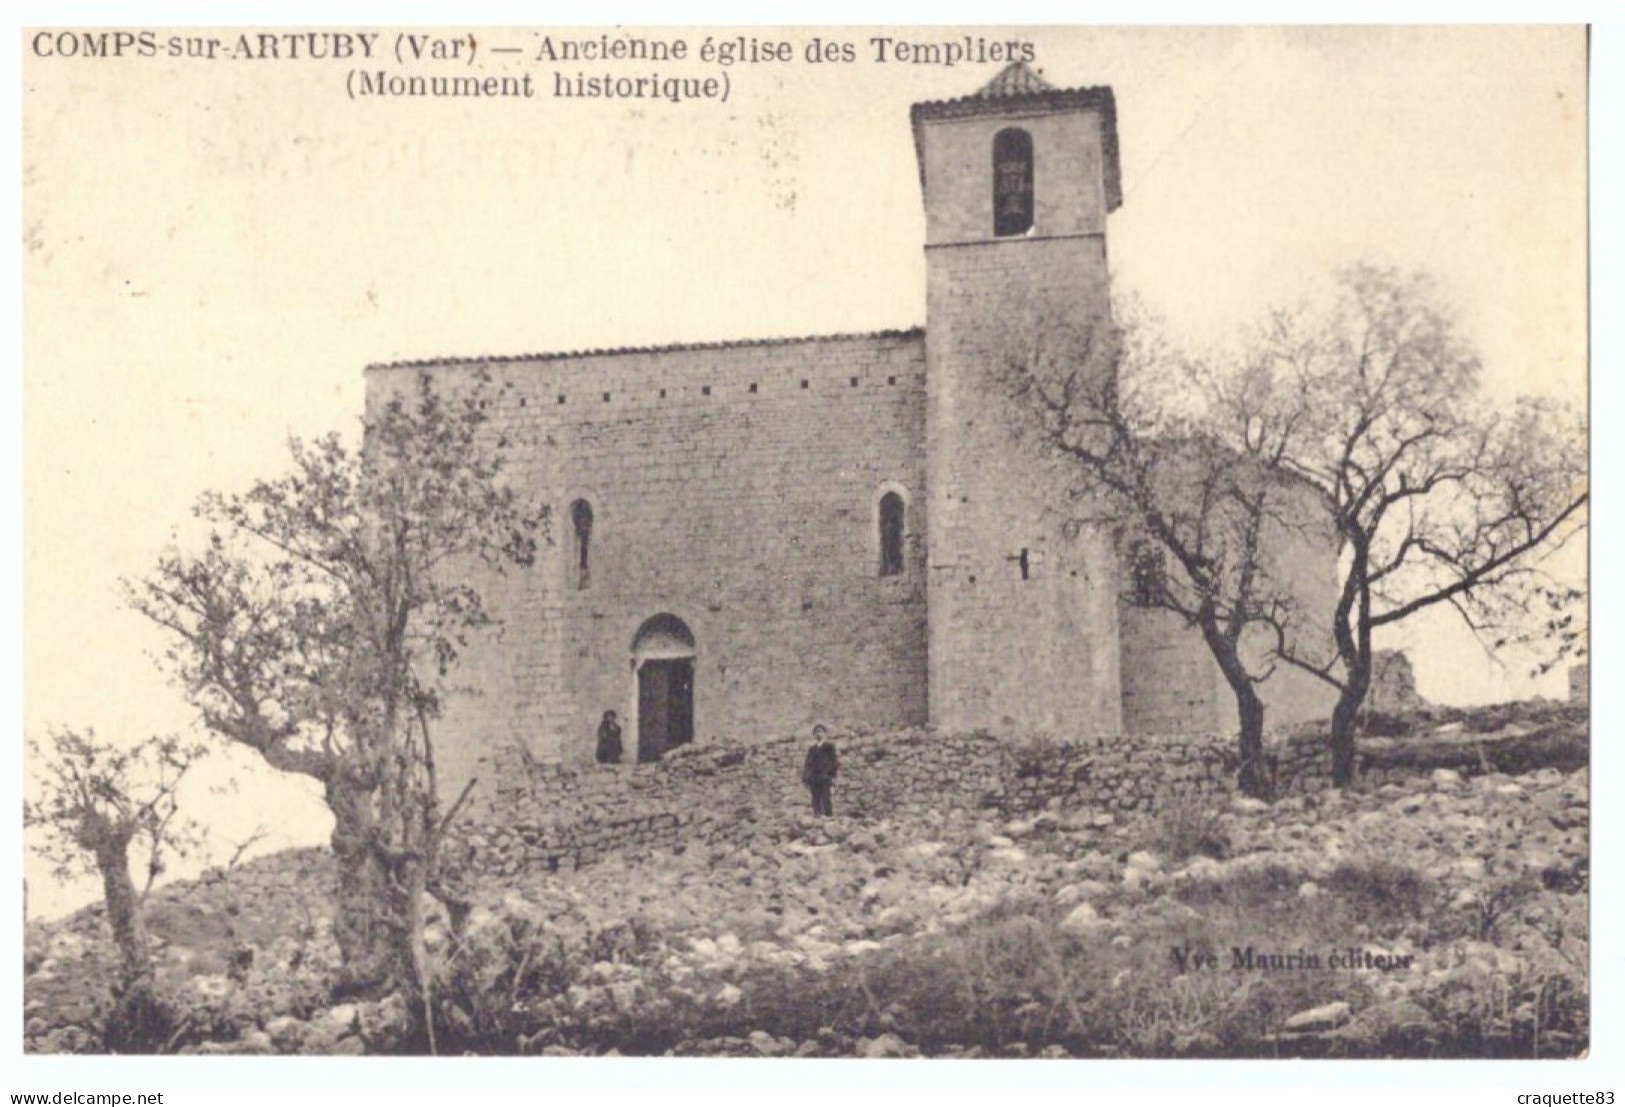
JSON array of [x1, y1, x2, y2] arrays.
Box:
[[631, 614, 695, 762]]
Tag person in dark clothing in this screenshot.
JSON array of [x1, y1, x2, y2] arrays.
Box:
[[802, 724, 838, 816], [595, 710, 623, 764]]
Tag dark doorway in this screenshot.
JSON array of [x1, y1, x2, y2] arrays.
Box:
[[637, 658, 694, 762]]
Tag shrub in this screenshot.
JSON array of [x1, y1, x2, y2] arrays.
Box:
[[1173, 861, 1303, 907], [433, 917, 587, 1053], [1146, 793, 1229, 863], [1320, 859, 1432, 925], [1420, 962, 1587, 1058], [102, 988, 180, 1054]]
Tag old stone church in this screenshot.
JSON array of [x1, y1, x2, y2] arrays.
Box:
[[365, 63, 1332, 796]]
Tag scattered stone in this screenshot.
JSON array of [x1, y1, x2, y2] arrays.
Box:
[[1054, 879, 1110, 905], [1060, 902, 1106, 933], [329, 1035, 366, 1056], [1126, 850, 1164, 872], [21, 716, 1589, 1059], [264, 1016, 306, 1051], [235, 1029, 273, 1054], [859, 1032, 913, 1059], [1121, 864, 1162, 894], [1281, 1001, 1352, 1033], [1175, 857, 1225, 882], [1356, 1000, 1434, 1037], [192, 974, 231, 999]]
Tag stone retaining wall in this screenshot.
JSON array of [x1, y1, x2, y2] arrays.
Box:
[[452, 728, 1353, 878]]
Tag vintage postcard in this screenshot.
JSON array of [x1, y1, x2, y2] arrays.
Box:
[[18, 19, 1595, 1088]]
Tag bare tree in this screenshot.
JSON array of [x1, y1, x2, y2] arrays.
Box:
[[1001, 307, 1326, 799], [1253, 265, 1588, 784], [126, 371, 546, 1049], [24, 727, 207, 1050]]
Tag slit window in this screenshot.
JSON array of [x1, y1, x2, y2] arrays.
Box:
[[571, 499, 594, 590], [993, 128, 1034, 237], [879, 491, 906, 577]]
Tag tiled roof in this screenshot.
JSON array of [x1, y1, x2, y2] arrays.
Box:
[[977, 60, 1056, 98], [365, 327, 925, 372], [910, 64, 1123, 213]]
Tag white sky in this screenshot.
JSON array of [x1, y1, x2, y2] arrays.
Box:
[[19, 24, 1590, 918]]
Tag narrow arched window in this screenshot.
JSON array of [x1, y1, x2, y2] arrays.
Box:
[[570, 499, 593, 590], [879, 491, 906, 577], [993, 128, 1034, 237]]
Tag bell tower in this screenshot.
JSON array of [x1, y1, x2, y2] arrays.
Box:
[[912, 63, 1125, 737]]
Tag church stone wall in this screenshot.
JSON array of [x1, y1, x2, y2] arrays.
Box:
[[1118, 466, 1341, 737], [1119, 607, 1229, 734], [362, 70, 1341, 812], [368, 331, 931, 799]]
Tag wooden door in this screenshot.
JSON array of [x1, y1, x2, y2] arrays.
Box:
[[637, 658, 694, 762]]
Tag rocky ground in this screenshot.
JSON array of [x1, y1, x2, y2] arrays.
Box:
[[25, 711, 1588, 1058]]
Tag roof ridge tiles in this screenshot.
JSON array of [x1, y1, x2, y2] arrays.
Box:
[[365, 326, 925, 372]]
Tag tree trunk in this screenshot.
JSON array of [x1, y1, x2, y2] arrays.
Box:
[[94, 838, 166, 1051], [325, 753, 440, 1051], [1330, 684, 1364, 788], [375, 820, 435, 1052], [1234, 683, 1270, 800], [1328, 544, 1373, 790], [383, 753, 439, 1053], [95, 840, 150, 996], [327, 776, 395, 997], [1329, 653, 1370, 787], [1197, 616, 1273, 801], [404, 856, 434, 1053]]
